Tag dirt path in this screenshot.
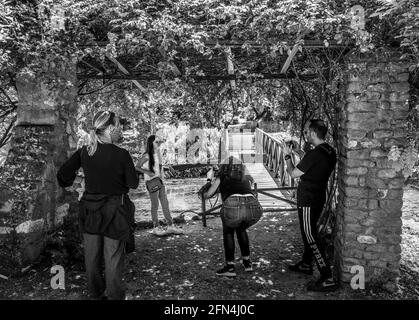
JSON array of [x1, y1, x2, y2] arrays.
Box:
[[1, 207, 418, 300]]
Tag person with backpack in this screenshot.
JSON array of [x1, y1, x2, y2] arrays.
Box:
[[57, 110, 139, 300], [200, 156, 262, 277]]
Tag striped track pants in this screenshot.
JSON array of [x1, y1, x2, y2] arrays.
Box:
[[298, 206, 332, 278]]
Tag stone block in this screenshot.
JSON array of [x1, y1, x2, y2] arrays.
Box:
[[347, 150, 370, 159], [345, 167, 368, 176], [373, 130, 393, 139], [347, 102, 376, 112], [0, 199, 14, 213], [366, 178, 387, 189], [347, 130, 367, 140], [389, 82, 410, 93], [389, 92, 410, 102], [385, 62, 408, 73], [15, 219, 45, 234], [363, 252, 381, 260], [357, 235, 378, 244], [379, 199, 403, 211], [377, 169, 396, 179], [347, 119, 377, 131], [341, 187, 368, 198], [55, 203, 69, 227], [367, 83, 389, 92], [365, 244, 387, 253], [347, 82, 365, 93]]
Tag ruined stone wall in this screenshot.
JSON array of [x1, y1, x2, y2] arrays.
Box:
[[335, 50, 410, 288], [0, 58, 79, 265]]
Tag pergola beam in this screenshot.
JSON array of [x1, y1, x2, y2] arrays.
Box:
[[280, 43, 302, 74], [77, 73, 318, 81], [105, 54, 147, 92]]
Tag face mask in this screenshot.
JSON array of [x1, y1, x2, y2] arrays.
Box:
[[110, 126, 123, 143]]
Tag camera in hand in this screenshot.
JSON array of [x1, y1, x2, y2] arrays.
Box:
[[197, 181, 212, 199], [286, 140, 296, 149]]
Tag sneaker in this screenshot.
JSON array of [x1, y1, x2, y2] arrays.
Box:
[[242, 259, 253, 272], [288, 261, 313, 275], [307, 276, 338, 292], [167, 224, 184, 235], [149, 226, 168, 236], [216, 264, 236, 277]]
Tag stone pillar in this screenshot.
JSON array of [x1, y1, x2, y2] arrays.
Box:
[[0, 57, 79, 265], [335, 50, 410, 288]]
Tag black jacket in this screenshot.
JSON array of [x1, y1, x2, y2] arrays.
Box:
[[79, 193, 136, 253]]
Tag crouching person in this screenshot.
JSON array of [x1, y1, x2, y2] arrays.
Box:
[[57, 111, 139, 300], [200, 156, 263, 278]]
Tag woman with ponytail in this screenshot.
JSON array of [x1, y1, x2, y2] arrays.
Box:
[[200, 156, 262, 278], [57, 110, 139, 300], [136, 134, 183, 236]]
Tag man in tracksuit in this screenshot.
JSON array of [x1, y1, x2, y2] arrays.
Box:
[[283, 119, 337, 292]]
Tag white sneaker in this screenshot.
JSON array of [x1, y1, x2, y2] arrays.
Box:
[[149, 226, 168, 236], [167, 225, 184, 235]]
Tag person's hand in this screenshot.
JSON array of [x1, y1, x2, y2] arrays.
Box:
[[283, 144, 292, 156]]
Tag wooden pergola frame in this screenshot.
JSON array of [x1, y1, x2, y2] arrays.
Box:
[[77, 39, 352, 83]]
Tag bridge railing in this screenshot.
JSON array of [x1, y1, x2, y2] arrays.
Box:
[[255, 128, 302, 189]]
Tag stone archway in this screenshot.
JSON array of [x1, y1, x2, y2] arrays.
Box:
[[335, 49, 410, 287]]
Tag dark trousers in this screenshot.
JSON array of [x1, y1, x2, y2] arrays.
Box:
[[221, 196, 263, 263], [297, 206, 332, 278], [83, 233, 126, 300], [223, 223, 250, 263]]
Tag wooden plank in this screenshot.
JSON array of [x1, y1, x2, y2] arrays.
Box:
[[280, 43, 301, 74], [105, 54, 147, 92], [225, 47, 236, 89]]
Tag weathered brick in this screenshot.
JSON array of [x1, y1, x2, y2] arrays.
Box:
[[345, 167, 368, 176], [389, 92, 410, 102], [361, 218, 379, 227], [347, 130, 368, 140], [365, 244, 387, 253], [389, 82, 410, 93], [347, 82, 365, 93], [375, 158, 391, 168], [347, 102, 376, 112], [367, 83, 389, 92], [363, 252, 381, 260], [373, 130, 393, 139], [347, 93, 367, 102], [367, 178, 388, 189], [347, 150, 371, 159], [370, 149, 388, 158], [377, 101, 390, 109], [393, 73, 409, 82], [379, 199, 403, 211], [368, 199, 378, 210], [377, 169, 396, 179], [347, 119, 377, 131], [341, 158, 375, 168], [342, 186, 368, 198], [385, 62, 408, 73], [386, 189, 404, 200]]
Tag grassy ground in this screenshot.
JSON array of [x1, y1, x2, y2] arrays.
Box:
[[1, 207, 418, 300]]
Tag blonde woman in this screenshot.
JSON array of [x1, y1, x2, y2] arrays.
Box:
[[136, 134, 183, 236], [57, 110, 139, 300]]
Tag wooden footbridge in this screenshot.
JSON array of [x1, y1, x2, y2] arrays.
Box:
[[201, 127, 301, 226]]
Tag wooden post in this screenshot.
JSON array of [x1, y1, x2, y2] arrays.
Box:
[[201, 198, 207, 227]]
